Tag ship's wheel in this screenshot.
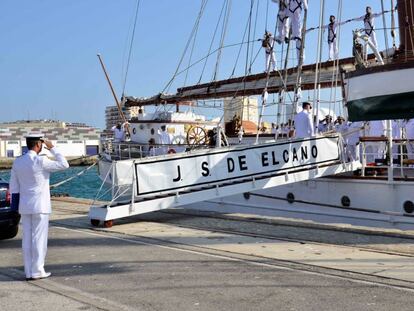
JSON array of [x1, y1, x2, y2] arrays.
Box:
[[186, 126, 207, 147]]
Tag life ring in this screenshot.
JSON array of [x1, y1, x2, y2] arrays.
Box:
[[167, 148, 176, 154]]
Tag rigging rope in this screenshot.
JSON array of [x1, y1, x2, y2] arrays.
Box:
[[381, 0, 390, 54], [244, 0, 254, 76], [212, 0, 232, 81], [121, 0, 141, 98], [312, 0, 326, 128], [163, 0, 208, 94], [184, 0, 209, 86], [50, 162, 97, 190], [249, 0, 260, 74], [198, 0, 227, 84]]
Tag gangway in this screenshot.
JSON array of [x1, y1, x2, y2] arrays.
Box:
[[89, 135, 360, 227]]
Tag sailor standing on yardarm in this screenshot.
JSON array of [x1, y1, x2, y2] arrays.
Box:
[[272, 0, 290, 44], [287, 0, 308, 62], [352, 6, 388, 54], [9, 134, 69, 281]]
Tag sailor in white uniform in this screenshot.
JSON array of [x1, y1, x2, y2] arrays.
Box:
[[294, 102, 314, 138], [262, 31, 277, 71], [157, 125, 172, 154], [366, 120, 387, 163], [346, 121, 364, 162], [9, 134, 69, 280], [352, 6, 387, 56], [272, 0, 290, 44], [111, 122, 129, 143], [287, 0, 308, 62]]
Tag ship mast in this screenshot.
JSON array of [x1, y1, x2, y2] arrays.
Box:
[[397, 0, 414, 58]]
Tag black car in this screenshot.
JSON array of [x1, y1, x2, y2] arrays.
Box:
[[0, 182, 20, 240]]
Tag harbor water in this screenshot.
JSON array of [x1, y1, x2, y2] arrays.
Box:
[[0, 166, 110, 201]]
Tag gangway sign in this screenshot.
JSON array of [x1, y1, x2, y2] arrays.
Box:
[[89, 135, 360, 225]]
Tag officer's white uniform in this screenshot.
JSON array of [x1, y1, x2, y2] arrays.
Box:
[[287, 0, 308, 62], [272, 0, 289, 44], [9, 146, 69, 279], [294, 109, 314, 138]]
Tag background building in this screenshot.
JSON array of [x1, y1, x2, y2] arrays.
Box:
[[105, 105, 140, 130], [0, 120, 101, 158]]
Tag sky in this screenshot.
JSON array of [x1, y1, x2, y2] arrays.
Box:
[[0, 0, 394, 129]]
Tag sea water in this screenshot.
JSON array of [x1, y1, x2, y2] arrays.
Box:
[[0, 166, 111, 201]]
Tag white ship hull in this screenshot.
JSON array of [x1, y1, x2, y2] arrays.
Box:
[[186, 176, 414, 230]]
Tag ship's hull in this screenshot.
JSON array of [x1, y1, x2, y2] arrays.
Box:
[[346, 61, 414, 121], [187, 176, 414, 230]]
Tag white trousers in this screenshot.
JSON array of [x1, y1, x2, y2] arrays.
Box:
[[364, 31, 378, 58], [277, 13, 289, 42], [265, 49, 277, 71], [21, 214, 49, 278], [328, 41, 339, 60], [288, 11, 305, 61]]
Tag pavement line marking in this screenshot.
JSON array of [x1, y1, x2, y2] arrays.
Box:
[[54, 225, 414, 293], [1, 268, 138, 311]]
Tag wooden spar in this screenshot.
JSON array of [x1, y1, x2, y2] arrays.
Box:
[[97, 54, 125, 121], [125, 56, 358, 107], [397, 0, 414, 56], [97, 54, 131, 135]]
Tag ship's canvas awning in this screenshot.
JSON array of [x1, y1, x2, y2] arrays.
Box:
[[125, 57, 358, 107]]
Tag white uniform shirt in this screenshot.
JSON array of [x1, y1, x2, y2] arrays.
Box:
[[355, 13, 382, 36], [294, 110, 314, 138], [9, 148, 69, 214], [288, 0, 308, 13], [111, 126, 125, 142], [157, 130, 171, 154]]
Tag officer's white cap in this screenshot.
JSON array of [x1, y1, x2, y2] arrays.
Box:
[[25, 133, 45, 141]]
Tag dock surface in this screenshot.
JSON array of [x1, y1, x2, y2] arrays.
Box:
[[2, 197, 414, 310]]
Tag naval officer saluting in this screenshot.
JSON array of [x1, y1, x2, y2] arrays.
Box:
[[9, 134, 69, 281]]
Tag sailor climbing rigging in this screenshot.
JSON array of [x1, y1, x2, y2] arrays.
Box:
[[262, 31, 277, 71]]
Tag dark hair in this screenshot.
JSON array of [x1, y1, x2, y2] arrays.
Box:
[[302, 102, 311, 109], [26, 138, 41, 150]]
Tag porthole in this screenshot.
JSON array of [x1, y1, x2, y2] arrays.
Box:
[[341, 196, 351, 207], [286, 192, 295, 204], [243, 192, 250, 200], [139, 124, 144, 130], [132, 128, 137, 134], [151, 128, 155, 135], [403, 201, 414, 214]]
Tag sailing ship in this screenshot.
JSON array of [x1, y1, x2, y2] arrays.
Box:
[[90, 0, 414, 229]]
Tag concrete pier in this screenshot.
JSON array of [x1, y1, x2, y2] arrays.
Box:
[[2, 197, 414, 310]]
